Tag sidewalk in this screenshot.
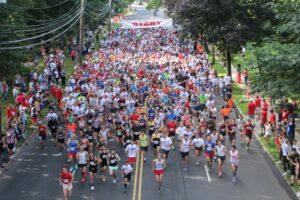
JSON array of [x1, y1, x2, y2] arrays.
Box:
[[230, 66, 300, 198]]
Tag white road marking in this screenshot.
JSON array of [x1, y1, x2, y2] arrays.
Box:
[[204, 165, 211, 183]]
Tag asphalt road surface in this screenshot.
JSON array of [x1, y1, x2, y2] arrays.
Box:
[[0, 4, 296, 200]]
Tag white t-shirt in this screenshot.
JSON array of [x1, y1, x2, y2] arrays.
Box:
[[122, 164, 133, 174], [160, 137, 172, 151], [125, 144, 139, 158], [192, 138, 204, 148]]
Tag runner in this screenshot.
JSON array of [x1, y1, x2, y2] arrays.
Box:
[[57, 126, 65, 152], [151, 131, 161, 157], [216, 140, 227, 177], [108, 149, 121, 184], [243, 119, 254, 150], [67, 135, 79, 172], [125, 140, 139, 165], [160, 133, 172, 160], [88, 152, 99, 191], [98, 145, 109, 182], [37, 121, 47, 149], [77, 146, 88, 183], [227, 119, 237, 145], [152, 153, 166, 192], [229, 145, 240, 183], [139, 131, 149, 161], [179, 134, 191, 171], [121, 161, 133, 193], [192, 133, 204, 166], [204, 135, 216, 169], [59, 165, 73, 200], [237, 115, 246, 146]]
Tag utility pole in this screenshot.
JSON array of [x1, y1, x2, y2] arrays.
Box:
[[78, 0, 85, 65], [108, 0, 112, 32]]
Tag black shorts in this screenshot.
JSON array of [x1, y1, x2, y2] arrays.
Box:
[[220, 131, 226, 137], [78, 163, 87, 168], [58, 138, 65, 144], [141, 146, 148, 152], [291, 166, 296, 176], [93, 127, 101, 133], [100, 162, 108, 168], [168, 132, 175, 137], [228, 135, 236, 142], [181, 151, 189, 158], [124, 173, 132, 181], [195, 146, 203, 151], [89, 167, 97, 174], [133, 134, 139, 141], [218, 156, 226, 161], [7, 143, 14, 150], [160, 149, 170, 157], [39, 134, 46, 141], [245, 134, 252, 139]]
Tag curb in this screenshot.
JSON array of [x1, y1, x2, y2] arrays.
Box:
[[0, 127, 37, 176], [234, 100, 299, 200]]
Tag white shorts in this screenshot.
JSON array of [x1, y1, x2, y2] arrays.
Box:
[[63, 183, 73, 191], [231, 161, 239, 166]]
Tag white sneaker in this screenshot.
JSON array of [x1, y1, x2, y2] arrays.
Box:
[[296, 191, 300, 197], [113, 179, 116, 184], [196, 162, 199, 166], [282, 172, 287, 176], [91, 186, 94, 191]]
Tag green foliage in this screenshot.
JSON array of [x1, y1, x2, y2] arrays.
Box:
[[166, 0, 275, 76], [146, 0, 162, 10], [251, 0, 300, 99]]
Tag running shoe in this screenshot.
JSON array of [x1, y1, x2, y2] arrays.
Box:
[[184, 168, 187, 172], [91, 186, 94, 191], [113, 179, 116, 184], [103, 177, 106, 182], [81, 178, 85, 183], [74, 164, 78, 170], [196, 162, 199, 166], [69, 167, 74, 172]]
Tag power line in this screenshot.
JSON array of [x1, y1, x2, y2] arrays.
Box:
[[0, 0, 86, 45], [2, 0, 75, 10]]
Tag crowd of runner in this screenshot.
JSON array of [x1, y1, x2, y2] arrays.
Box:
[[1, 26, 299, 200], [56, 28, 246, 200]]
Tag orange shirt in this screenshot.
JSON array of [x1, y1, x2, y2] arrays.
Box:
[[220, 108, 231, 116], [66, 123, 77, 133]]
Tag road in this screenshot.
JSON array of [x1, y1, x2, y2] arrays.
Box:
[[0, 3, 296, 200]]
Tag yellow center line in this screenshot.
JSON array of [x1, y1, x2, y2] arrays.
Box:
[[138, 151, 144, 200], [132, 150, 140, 200]]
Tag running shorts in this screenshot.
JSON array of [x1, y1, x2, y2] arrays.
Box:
[[62, 183, 73, 191], [218, 156, 226, 161], [109, 166, 118, 171], [181, 151, 189, 158], [68, 152, 77, 158], [141, 146, 148, 152], [205, 151, 215, 159], [124, 173, 132, 181], [154, 169, 164, 176], [127, 157, 136, 164]]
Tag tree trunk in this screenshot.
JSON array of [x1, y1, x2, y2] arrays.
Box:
[[226, 49, 231, 77], [212, 45, 215, 64]]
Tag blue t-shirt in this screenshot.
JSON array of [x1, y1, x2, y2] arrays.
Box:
[[204, 141, 215, 152]]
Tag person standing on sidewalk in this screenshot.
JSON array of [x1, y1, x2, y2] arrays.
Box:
[[281, 137, 290, 175]]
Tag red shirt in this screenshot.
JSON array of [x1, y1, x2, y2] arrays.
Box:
[[262, 102, 268, 110], [270, 113, 276, 125], [60, 171, 72, 184], [255, 98, 261, 108], [243, 123, 254, 135], [261, 110, 268, 124], [6, 106, 12, 119], [167, 121, 177, 133], [38, 124, 46, 135], [248, 102, 256, 115], [51, 85, 57, 97], [56, 88, 63, 100], [130, 113, 139, 122]]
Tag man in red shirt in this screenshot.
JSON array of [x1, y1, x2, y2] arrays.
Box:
[[261, 109, 268, 136], [247, 100, 256, 120], [167, 120, 177, 138], [255, 96, 261, 117], [227, 120, 237, 145], [56, 86, 63, 104], [270, 110, 276, 126], [59, 165, 73, 200], [243, 120, 254, 150], [262, 99, 268, 111]]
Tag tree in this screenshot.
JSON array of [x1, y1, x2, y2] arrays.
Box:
[[252, 0, 300, 99], [146, 0, 162, 16], [165, 0, 275, 77]]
